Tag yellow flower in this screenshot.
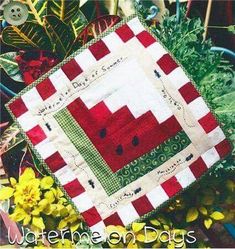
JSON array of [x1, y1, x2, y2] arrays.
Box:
[[57, 205, 81, 232], [0, 168, 39, 202], [106, 225, 129, 248], [10, 177, 17, 187], [32, 199, 49, 215], [19, 167, 36, 183], [54, 239, 75, 248], [44, 190, 55, 203], [14, 178, 41, 207], [10, 206, 31, 225], [0, 186, 15, 200], [40, 176, 54, 190], [32, 216, 45, 230]]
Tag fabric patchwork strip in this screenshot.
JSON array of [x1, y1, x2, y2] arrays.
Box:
[[54, 108, 122, 195]]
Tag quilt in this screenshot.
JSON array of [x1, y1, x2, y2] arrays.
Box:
[[6, 15, 231, 239]]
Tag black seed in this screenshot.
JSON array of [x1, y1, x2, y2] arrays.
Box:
[[99, 128, 107, 138], [116, 145, 123, 155], [132, 136, 139, 146]]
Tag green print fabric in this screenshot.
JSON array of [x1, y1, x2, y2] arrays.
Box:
[[116, 131, 191, 187]]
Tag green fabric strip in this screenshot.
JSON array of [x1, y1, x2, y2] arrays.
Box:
[[54, 108, 122, 196], [115, 131, 191, 187]]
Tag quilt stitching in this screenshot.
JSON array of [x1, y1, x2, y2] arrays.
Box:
[[6, 15, 231, 237]]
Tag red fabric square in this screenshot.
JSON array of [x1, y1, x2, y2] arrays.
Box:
[[198, 112, 218, 134], [136, 31, 156, 48], [45, 152, 66, 172], [89, 101, 112, 124], [8, 97, 28, 118], [81, 207, 102, 227], [115, 24, 134, 42], [36, 78, 56, 100], [104, 212, 124, 226], [215, 139, 231, 158], [26, 125, 47, 145], [64, 179, 85, 198], [61, 59, 83, 81], [132, 195, 154, 216], [179, 82, 200, 104], [104, 106, 135, 135], [157, 54, 178, 75], [89, 40, 110, 60], [161, 176, 182, 197], [190, 157, 207, 179]]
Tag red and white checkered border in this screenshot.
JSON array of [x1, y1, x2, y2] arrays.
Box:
[[7, 17, 231, 235]]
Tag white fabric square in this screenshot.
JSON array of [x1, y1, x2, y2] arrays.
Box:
[[49, 69, 70, 90], [188, 97, 210, 120], [167, 67, 190, 90], [146, 186, 169, 208], [75, 49, 97, 71], [208, 126, 225, 146], [147, 42, 167, 62], [102, 33, 123, 52], [73, 192, 94, 213], [201, 147, 220, 168], [22, 88, 43, 110], [18, 112, 38, 132], [35, 139, 57, 159], [54, 166, 76, 185], [117, 203, 139, 226], [175, 167, 196, 188], [127, 17, 145, 35]]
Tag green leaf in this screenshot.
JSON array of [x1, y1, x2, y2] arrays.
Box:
[[150, 219, 161, 227], [2, 22, 52, 51], [47, 0, 80, 23], [198, 206, 208, 216], [70, 10, 88, 37], [186, 207, 199, 222], [214, 91, 235, 114], [21, 0, 47, 25], [0, 52, 23, 82], [44, 15, 75, 59], [204, 218, 213, 229], [227, 25, 235, 34], [132, 222, 146, 233], [210, 211, 225, 220]]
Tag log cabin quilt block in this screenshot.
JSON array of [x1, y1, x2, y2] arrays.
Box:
[[7, 16, 231, 239]]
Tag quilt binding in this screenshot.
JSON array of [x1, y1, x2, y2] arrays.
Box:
[[5, 10, 233, 236]]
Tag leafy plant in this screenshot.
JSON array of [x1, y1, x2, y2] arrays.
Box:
[[2, 22, 53, 50], [151, 9, 235, 174], [0, 0, 122, 82], [44, 15, 76, 59], [0, 123, 24, 156]]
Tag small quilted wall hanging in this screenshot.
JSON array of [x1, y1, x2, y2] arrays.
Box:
[[6, 15, 231, 239]]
